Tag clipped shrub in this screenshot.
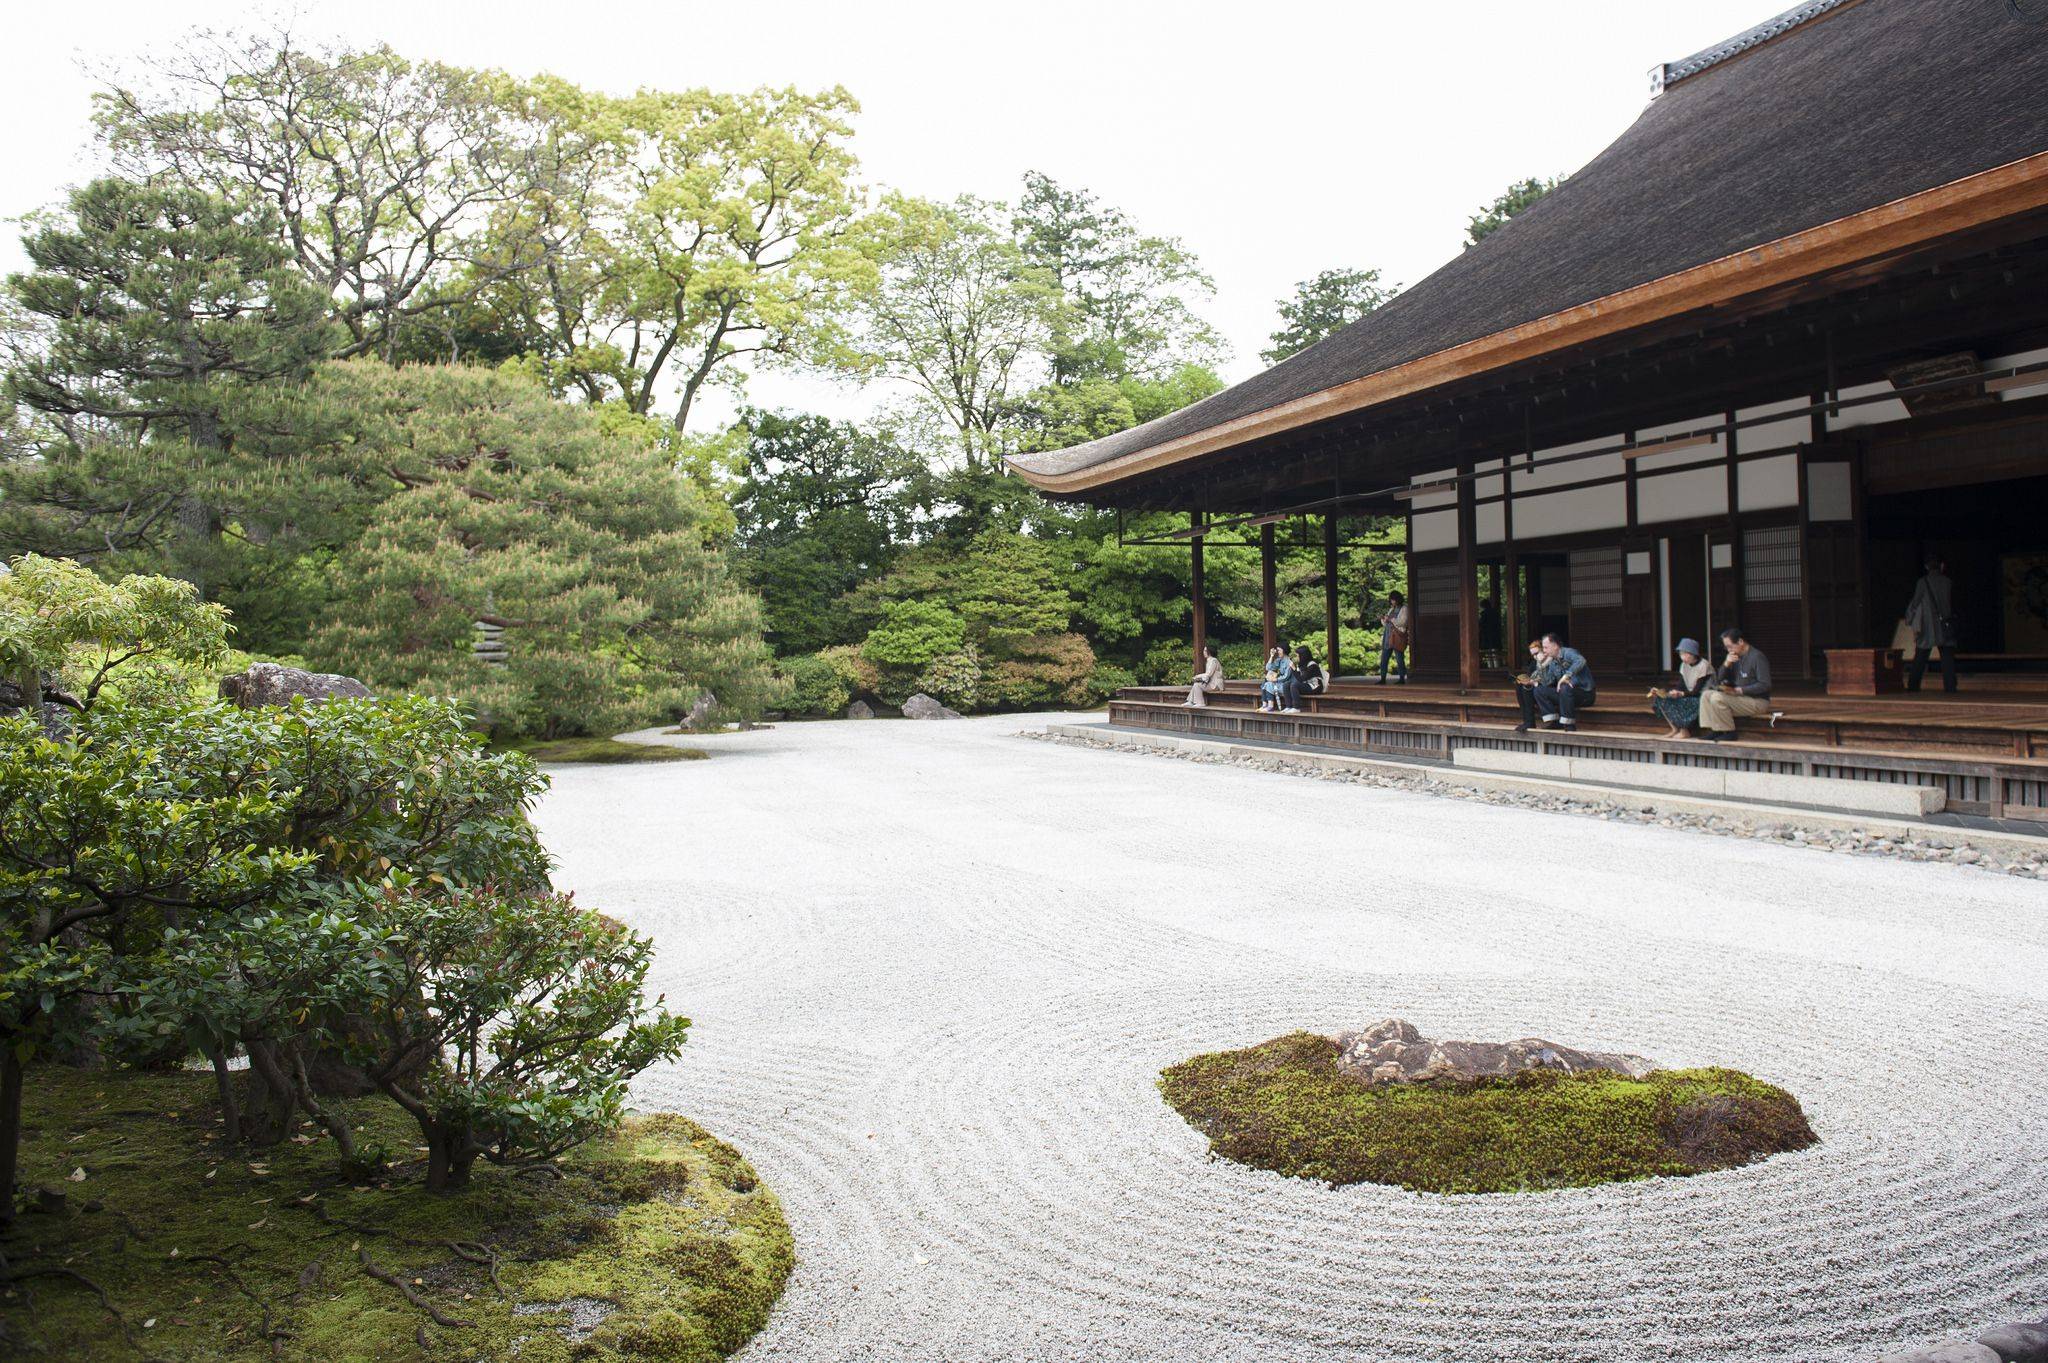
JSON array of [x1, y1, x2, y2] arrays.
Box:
[[816, 643, 882, 701], [1139, 637, 1200, 685], [1087, 661, 1138, 703], [780, 652, 852, 717], [914, 647, 986, 711], [981, 632, 1097, 710], [1216, 640, 1267, 682], [861, 599, 967, 669]]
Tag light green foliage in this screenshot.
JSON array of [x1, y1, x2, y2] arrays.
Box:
[[912, 648, 986, 711], [1161, 1032, 1819, 1194], [861, 600, 967, 668], [305, 362, 782, 738], [1263, 267, 1398, 363], [0, 553, 230, 706], [461, 81, 877, 431], [1086, 661, 1137, 703], [10, 1066, 791, 1362], [1465, 175, 1563, 247]]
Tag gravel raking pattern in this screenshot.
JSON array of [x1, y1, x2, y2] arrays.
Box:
[[532, 714, 2048, 1362]]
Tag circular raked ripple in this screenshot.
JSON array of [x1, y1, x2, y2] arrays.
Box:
[[533, 714, 2048, 1362]]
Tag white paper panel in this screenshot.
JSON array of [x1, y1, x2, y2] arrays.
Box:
[[1637, 465, 1729, 523], [1739, 454, 1799, 510], [1511, 483, 1626, 539]]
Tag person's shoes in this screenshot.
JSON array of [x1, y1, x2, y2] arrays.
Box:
[[1282, 707, 1301, 714], [1557, 719, 1576, 729], [1513, 722, 1530, 733], [1699, 731, 1730, 742], [1539, 714, 1557, 725]]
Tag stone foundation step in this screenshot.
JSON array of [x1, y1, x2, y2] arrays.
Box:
[[1450, 747, 1947, 817]]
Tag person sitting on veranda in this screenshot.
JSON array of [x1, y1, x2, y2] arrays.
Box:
[[1650, 637, 1715, 738], [1290, 645, 1325, 713], [1532, 632, 1596, 730], [1258, 644, 1295, 713], [1512, 639, 1552, 733], [1182, 643, 1224, 708], [1697, 627, 1773, 742]]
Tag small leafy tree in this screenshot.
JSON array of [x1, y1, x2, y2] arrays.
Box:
[[0, 553, 230, 712], [0, 701, 306, 1222], [347, 883, 688, 1191]]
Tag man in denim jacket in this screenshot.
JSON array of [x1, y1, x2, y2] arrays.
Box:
[[1533, 633, 1597, 729]]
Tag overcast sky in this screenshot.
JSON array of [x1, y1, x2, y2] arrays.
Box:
[[0, 0, 1788, 423]]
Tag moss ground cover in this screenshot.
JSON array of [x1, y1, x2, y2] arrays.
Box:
[[514, 737, 708, 764], [1160, 1032, 1816, 1194], [2, 1067, 790, 1361]]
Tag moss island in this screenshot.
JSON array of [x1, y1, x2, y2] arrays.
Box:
[[1161, 1031, 1817, 1195], [4, 1067, 791, 1362]]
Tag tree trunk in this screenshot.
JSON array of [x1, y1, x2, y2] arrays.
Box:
[[206, 1045, 242, 1145], [423, 1129, 478, 1192], [0, 1047, 23, 1228], [242, 1041, 297, 1146]]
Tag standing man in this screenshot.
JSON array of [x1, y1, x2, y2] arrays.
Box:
[[1904, 555, 1959, 694], [1697, 627, 1773, 741], [1532, 632, 1597, 729], [1376, 591, 1409, 684]]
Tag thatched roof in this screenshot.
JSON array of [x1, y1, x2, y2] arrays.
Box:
[[1011, 0, 2048, 494]]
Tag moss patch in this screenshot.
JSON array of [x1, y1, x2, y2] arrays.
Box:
[[513, 737, 707, 764], [3, 1067, 790, 1361], [1160, 1031, 1817, 1195]]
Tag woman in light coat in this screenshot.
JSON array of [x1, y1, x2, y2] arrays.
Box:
[[1183, 644, 1224, 707]]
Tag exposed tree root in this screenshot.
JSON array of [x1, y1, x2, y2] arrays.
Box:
[[355, 1246, 470, 1329], [446, 1239, 509, 1300]]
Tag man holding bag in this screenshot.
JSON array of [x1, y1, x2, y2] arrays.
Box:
[[1904, 555, 1958, 694]]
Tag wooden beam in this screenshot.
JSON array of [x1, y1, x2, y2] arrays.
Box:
[[1260, 522, 1278, 654], [1323, 515, 1340, 677], [1190, 511, 1207, 672], [1456, 462, 1480, 691], [1012, 151, 2048, 495]]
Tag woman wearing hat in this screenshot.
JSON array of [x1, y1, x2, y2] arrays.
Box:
[[1651, 638, 1716, 738]]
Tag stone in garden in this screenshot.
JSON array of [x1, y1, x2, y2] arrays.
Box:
[[218, 662, 373, 708], [1979, 1322, 2048, 1363], [901, 692, 962, 720], [1876, 1346, 2002, 1363], [677, 691, 719, 731], [845, 700, 875, 720], [1331, 1018, 1658, 1086]]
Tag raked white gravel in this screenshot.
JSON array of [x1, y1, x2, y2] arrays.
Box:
[[531, 713, 2048, 1363]]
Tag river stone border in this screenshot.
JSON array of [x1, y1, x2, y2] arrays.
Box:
[[1022, 727, 2048, 881]]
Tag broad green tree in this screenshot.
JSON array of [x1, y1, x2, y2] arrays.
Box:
[[731, 410, 918, 654], [473, 84, 877, 432], [0, 553, 230, 712], [1465, 175, 1563, 246], [1013, 171, 1222, 385], [305, 362, 781, 737], [854, 194, 1056, 472], [97, 32, 571, 361], [1263, 267, 1399, 362]]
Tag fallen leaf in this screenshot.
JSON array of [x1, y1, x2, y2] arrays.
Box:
[[143, 1319, 156, 1329], [67, 1168, 86, 1182]]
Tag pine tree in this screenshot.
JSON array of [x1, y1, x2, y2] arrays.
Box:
[[1, 178, 340, 592], [305, 362, 782, 737]]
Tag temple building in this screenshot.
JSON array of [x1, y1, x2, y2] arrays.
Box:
[[1009, 0, 2048, 823]]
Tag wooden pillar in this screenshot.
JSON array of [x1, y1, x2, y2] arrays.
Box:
[[1322, 515, 1340, 676], [1260, 521, 1278, 653], [1189, 511, 1207, 672], [1456, 464, 1480, 691], [1503, 456, 1521, 660]]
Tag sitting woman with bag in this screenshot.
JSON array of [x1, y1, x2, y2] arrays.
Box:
[[1649, 638, 1716, 738]]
